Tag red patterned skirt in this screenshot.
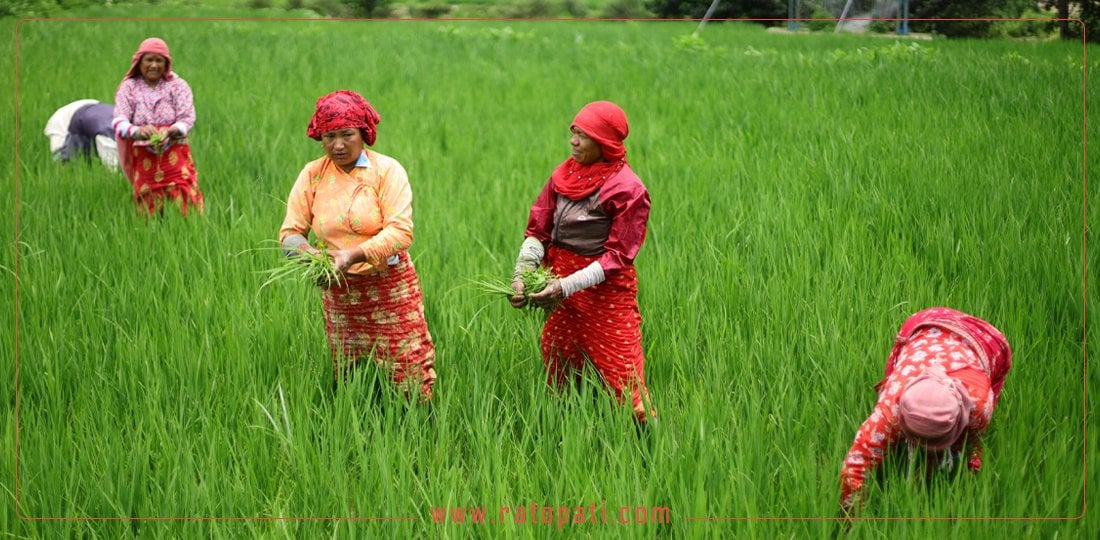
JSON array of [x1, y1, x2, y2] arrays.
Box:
[[541, 246, 654, 421], [124, 139, 204, 216], [321, 251, 436, 400]]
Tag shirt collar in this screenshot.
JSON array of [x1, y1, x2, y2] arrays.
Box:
[[355, 150, 371, 169]]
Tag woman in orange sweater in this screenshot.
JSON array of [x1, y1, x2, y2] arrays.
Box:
[[279, 90, 436, 401]]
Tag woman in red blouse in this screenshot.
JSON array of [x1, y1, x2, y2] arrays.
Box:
[[840, 307, 1012, 514], [509, 101, 655, 424]]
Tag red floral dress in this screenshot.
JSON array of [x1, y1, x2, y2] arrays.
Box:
[[840, 307, 1012, 508]]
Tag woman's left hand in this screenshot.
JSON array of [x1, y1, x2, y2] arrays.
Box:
[[166, 126, 184, 139], [330, 247, 371, 274], [528, 279, 564, 310], [329, 249, 363, 274]]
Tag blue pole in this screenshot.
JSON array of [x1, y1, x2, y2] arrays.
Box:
[[788, 0, 799, 31], [897, 0, 909, 36]]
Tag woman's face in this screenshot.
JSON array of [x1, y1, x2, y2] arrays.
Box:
[[139, 53, 167, 85], [322, 128, 364, 172], [570, 127, 604, 165]]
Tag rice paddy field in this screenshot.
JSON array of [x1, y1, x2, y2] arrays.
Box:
[[2, 10, 1097, 539]]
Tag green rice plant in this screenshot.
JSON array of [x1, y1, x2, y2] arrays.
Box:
[[470, 266, 556, 303], [518, 266, 555, 295], [147, 130, 166, 155], [257, 240, 343, 291]]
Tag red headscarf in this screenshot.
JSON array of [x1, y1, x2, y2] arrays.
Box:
[[307, 90, 381, 145], [572, 100, 628, 161], [550, 101, 629, 200], [122, 37, 174, 83]]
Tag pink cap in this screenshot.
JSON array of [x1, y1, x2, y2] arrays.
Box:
[[897, 365, 973, 450], [123, 37, 174, 82]]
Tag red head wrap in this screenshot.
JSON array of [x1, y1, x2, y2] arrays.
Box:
[[306, 90, 381, 145], [123, 37, 174, 82], [550, 101, 630, 200], [571, 101, 629, 161]]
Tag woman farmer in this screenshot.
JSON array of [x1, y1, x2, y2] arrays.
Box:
[[45, 99, 118, 171], [112, 37, 204, 215], [840, 307, 1012, 514], [279, 90, 436, 401], [510, 101, 655, 424]]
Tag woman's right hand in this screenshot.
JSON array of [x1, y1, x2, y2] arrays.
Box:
[[294, 242, 320, 258], [136, 125, 159, 140], [508, 281, 527, 309]]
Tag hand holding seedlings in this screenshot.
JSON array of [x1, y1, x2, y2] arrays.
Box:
[[139, 126, 169, 154], [471, 266, 557, 311], [527, 277, 564, 310], [509, 266, 554, 309], [328, 247, 366, 274], [293, 242, 320, 258], [508, 281, 528, 309], [137, 125, 159, 140], [148, 130, 166, 154], [260, 241, 344, 291]]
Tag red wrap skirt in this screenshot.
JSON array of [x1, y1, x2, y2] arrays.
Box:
[[321, 252, 436, 401], [122, 137, 204, 216], [541, 246, 654, 421]]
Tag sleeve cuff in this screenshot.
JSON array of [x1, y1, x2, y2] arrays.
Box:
[[560, 261, 605, 298], [281, 234, 309, 258], [113, 118, 136, 139], [513, 236, 545, 280]]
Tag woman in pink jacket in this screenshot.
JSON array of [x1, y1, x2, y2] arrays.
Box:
[[840, 307, 1012, 514]]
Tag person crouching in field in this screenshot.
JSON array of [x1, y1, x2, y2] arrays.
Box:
[[840, 307, 1012, 515], [45, 99, 119, 171], [279, 90, 437, 401], [112, 37, 204, 216], [509, 101, 656, 425]]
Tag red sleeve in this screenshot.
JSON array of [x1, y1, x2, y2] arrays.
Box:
[[596, 169, 650, 275], [840, 400, 902, 508], [523, 179, 556, 245]]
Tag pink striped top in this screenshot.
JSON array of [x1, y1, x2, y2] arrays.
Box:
[[112, 76, 195, 139]]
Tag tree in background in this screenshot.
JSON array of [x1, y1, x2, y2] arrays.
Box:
[[601, 0, 653, 18], [646, 0, 787, 22], [343, 0, 390, 17], [1044, 0, 1100, 41], [904, 0, 998, 37], [896, 0, 1083, 40]]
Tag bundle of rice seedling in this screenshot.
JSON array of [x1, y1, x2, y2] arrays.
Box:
[[471, 266, 557, 306], [148, 131, 166, 155], [258, 241, 343, 290], [519, 266, 554, 295]]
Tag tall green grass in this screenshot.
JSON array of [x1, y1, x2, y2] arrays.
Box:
[[2, 12, 1095, 538]]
